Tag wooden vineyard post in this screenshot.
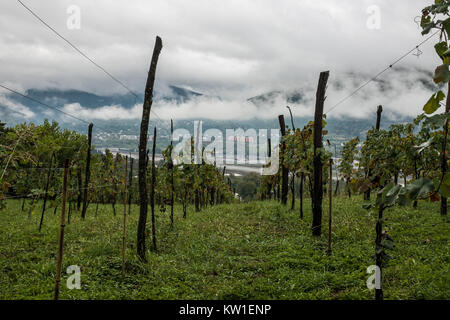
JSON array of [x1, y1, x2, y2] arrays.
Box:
[[375, 205, 384, 300], [278, 115, 288, 205], [287, 107, 296, 209], [210, 148, 217, 206], [267, 138, 272, 200], [365, 106, 382, 200], [194, 122, 201, 212], [77, 166, 82, 211], [81, 123, 93, 219], [334, 145, 340, 197], [151, 127, 157, 252], [376, 105, 382, 131], [170, 119, 174, 228], [327, 158, 333, 256], [299, 172, 304, 219], [290, 174, 295, 210], [39, 152, 55, 232], [137, 36, 162, 261], [54, 159, 69, 300], [441, 83, 450, 216], [286, 106, 296, 130], [122, 156, 128, 277], [312, 71, 329, 236], [128, 157, 133, 215]]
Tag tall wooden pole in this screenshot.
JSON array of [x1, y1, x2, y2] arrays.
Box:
[[170, 119, 174, 227], [365, 106, 382, 200], [54, 159, 69, 300], [312, 71, 329, 236], [77, 165, 82, 211], [122, 156, 128, 277], [137, 36, 162, 260], [39, 152, 55, 232], [278, 115, 288, 205], [441, 83, 450, 216], [287, 107, 296, 209], [327, 158, 333, 255], [286, 106, 296, 130], [376, 105, 383, 131], [299, 172, 304, 219], [151, 127, 157, 252], [267, 138, 272, 200], [334, 145, 340, 196], [128, 157, 133, 215], [81, 123, 93, 219], [375, 206, 384, 300]]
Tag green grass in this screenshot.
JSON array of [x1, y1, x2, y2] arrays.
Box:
[[0, 197, 449, 300]]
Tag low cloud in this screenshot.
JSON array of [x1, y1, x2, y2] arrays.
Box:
[[62, 103, 142, 120], [0, 94, 35, 119], [56, 66, 438, 122]]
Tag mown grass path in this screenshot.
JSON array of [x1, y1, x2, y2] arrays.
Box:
[[0, 198, 448, 299]]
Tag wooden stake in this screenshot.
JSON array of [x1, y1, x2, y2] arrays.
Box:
[[375, 206, 384, 300], [151, 127, 157, 252], [54, 159, 69, 300], [122, 156, 128, 277], [81, 123, 93, 219], [299, 172, 304, 219], [278, 115, 288, 205], [286, 106, 296, 130], [76, 165, 82, 211], [441, 83, 450, 216], [334, 145, 340, 197], [137, 36, 163, 261], [327, 158, 332, 256], [312, 71, 329, 236], [39, 152, 55, 232], [128, 157, 133, 215], [170, 119, 174, 228], [365, 106, 382, 201]]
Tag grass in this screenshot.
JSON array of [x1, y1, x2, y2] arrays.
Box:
[[0, 196, 449, 300]]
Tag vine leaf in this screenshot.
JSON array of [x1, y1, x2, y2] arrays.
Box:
[[424, 90, 445, 114], [434, 65, 450, 84], [405, 178, 435, 200]]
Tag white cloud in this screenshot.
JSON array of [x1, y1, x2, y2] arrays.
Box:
[[62, 103, 142, 120], [0, 0, 442, 121], [58, 65, 437, 122], [0, 94, 34, 118]]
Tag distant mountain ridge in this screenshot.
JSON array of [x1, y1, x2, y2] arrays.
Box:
[[17, 85, 204, 109], [0, 85, 205, 124], [248, 89, 304, 106]]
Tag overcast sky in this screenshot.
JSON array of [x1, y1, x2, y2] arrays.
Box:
[[0, 0, 444, 120]]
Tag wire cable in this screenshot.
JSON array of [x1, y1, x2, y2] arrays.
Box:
[[0, 84, 93, 126], [17, 0, 165, 123], [325, 29, 440, 115]]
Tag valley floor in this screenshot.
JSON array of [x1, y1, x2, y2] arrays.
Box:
[[0, 197, 449, 300]]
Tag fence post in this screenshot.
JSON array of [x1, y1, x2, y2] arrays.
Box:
[[327, 158, 333, 255], [312, 71, 329, 236], [278, 115, 288, 205], [54, 159, 69, 300], [137, 36, 162, 261], [441, 84, 450, 216], [365, 106, 382, 201], [128, 157, 133, 215], [122, 156, 128, 277], [170, 119, 174, 228], [151, 127, 157, 252], [39, 152, 55, 231], [81, 123, 93, 219]]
